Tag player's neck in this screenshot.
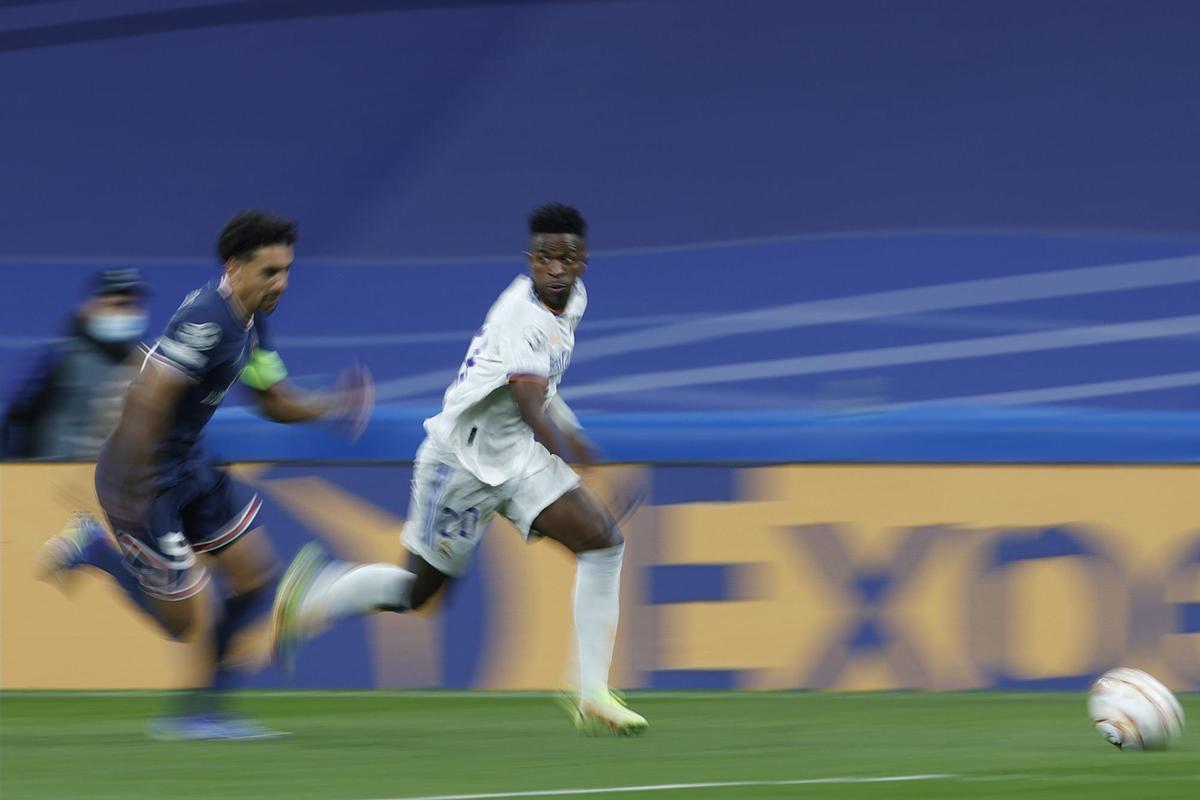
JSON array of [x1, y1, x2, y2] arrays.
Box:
[[532, 285, 567, 315], [218, 275, 254, 326]]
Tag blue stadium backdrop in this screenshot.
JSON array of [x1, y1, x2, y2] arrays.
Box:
[[1, 0, 1198, 690]]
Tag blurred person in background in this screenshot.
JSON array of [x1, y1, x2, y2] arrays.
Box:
[[1, 268, 149, 460], [34, 210, 373, 740], [274, 203, 648, 736]]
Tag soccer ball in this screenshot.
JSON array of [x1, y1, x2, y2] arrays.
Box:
[[1087, 667, 1185, 750]]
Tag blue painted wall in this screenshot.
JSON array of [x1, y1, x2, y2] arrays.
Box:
[[3, 2, 1197, 414]]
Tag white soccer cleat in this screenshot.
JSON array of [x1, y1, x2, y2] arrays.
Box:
[[574, 690, 649, 736]]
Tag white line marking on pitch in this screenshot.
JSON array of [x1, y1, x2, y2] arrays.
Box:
[[364, 774, 958, 800]]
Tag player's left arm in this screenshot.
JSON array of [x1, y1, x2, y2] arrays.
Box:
[[241, 348, 372, 436], [252, 382, 331, 423], [546, 394, 599, 465], [511, 380, 596, 466]]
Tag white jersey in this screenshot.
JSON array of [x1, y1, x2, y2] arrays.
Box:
[[424, 275, 586, 485]]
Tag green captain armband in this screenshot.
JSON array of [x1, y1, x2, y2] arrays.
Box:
[[240, 348, 288, 390]]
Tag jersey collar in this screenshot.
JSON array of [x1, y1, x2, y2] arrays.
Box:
[[527, 278, 567, 317]]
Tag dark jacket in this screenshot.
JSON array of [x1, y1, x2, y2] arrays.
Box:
[[1, 317, 139, 460]]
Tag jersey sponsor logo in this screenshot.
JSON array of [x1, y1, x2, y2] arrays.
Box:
[[176, 322, 222, 351]]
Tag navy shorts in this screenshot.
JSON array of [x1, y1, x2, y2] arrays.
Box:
[[96, 461, 262, 601]]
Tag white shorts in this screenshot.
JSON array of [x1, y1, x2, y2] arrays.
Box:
[[402, 439, 581, 576]]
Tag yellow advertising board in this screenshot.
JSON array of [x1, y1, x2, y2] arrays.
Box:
[[3, 463, 1198, 691]]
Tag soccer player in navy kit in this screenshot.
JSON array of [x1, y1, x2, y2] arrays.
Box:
[[36, 210, 371, 739]]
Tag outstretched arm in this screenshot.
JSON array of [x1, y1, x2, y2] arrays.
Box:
[[252, 381, 335, 423], [243, 349, 372, 436]]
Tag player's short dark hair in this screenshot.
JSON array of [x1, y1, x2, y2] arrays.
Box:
[[217, 210, 298, 263], [529, 203, 586, 238]]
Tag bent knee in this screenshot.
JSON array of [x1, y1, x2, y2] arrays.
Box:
[[407, 584, 438, 611], [160, 612, 204, 643], [580, 523, 624, 552], [239, 564, 279, 596], [223, 557, 279, 596]]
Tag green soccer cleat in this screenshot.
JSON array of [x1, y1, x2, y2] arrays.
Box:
[[563, 689, 649, 737], [271, 542, 328, 674]]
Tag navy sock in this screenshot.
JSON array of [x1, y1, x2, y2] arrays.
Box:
[[79, 533, 157, 619], [189, 582, 274, 713], [214, 585, 272, 665]]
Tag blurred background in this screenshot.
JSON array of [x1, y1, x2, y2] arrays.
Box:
[[2, 0, 1199, 695]]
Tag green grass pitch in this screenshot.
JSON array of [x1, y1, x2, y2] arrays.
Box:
[[2, 692, 1197, 799]]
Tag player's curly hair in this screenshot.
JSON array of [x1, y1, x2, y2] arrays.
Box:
[[529, 203, 586, 238], [217, 210, 299, 263]]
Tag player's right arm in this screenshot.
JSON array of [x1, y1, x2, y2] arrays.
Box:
[[504, 317, 595, 465], [499, 315, 567, 460], [106, 357, 190, 516], [107, 300, 220, 515], [510, 377, 570, 458]]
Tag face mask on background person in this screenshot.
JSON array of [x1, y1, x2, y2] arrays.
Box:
[[85, 311, 148, 343]]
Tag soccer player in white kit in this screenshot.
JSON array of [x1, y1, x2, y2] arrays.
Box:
[[273, 204, 647, 735]]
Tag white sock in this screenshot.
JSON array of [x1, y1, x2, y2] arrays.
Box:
[[573, 543, 625, 704], [300, 562, 415, 625]]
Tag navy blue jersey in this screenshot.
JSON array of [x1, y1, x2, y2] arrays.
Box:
[[253, 311, 273, 351], [94, 278, 273, 575], [122, 279, 262, 485]]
